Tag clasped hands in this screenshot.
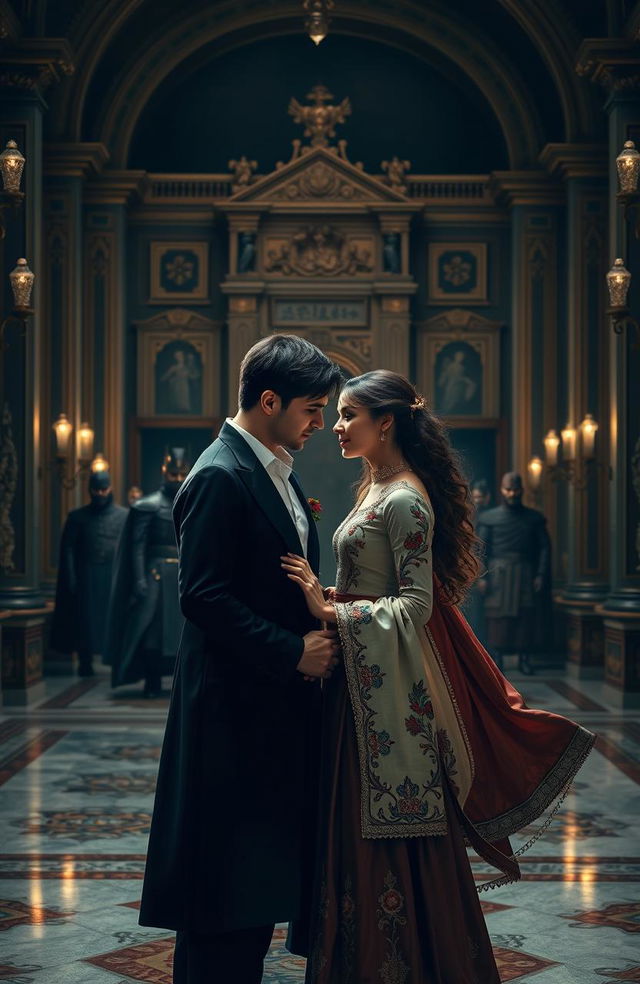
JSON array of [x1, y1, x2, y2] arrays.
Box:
[[281, 553, 340, 682]]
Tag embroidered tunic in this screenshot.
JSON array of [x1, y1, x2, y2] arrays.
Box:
[[332, 481, 473, 839]]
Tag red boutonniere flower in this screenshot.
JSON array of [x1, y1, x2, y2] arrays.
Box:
[[308, 497, 322, 522]]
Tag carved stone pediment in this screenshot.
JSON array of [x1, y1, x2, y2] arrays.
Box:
[[422, 308, 501, 333], [229, 146, 407, 205]]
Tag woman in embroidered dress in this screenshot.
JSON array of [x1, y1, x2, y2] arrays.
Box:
[[282, 370, 595, 984]]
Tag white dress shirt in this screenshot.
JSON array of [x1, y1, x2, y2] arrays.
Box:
[[226, 418, 309, 557]]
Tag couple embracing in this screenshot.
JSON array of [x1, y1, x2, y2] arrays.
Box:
[[140, 334, 594, 984]]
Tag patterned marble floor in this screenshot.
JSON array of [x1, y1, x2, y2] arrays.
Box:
[[0, 665, 639, 983]]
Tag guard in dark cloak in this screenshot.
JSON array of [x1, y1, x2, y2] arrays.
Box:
[[476, 472, 552, 675], [50, 471, 127, 677], [105, 449, 190, 697]]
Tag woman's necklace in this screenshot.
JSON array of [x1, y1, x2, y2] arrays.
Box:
[[370, 461, 412, 483]]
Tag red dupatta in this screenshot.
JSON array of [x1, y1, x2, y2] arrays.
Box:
[[333, 586, 596, 890]]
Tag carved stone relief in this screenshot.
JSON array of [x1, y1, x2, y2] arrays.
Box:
[[264, 225, 373, 276]]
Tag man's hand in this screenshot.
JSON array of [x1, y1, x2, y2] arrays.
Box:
[[298, 629, 340, 680], [477, 579, 488, 596]]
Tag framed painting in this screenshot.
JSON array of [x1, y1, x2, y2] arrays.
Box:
[[149, 242, 209, 303], [136, 311, 220, 418], [422, 329, 499, 419], [428, 243, 488, 304]]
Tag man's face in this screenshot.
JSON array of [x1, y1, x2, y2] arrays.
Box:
[[164, 467, 189, 485], [270, 394, 328, 452], [501, 484, 523, 506], [471, 488, 490, 509]]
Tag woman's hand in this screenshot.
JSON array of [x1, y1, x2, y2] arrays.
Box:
[[281, 554, 337, 624]]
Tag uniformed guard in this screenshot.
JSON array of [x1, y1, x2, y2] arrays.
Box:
[[50, 471, 128, 676], [476, 471, 552, 674], [105, 449, 190, 697]]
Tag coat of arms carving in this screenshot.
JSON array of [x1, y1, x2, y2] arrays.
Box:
[[265, 225, 373, 277]]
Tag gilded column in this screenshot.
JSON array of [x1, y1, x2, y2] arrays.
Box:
[[0, 82, 45, 611], [540, 145, 610, 675], [576, 42, 640, 700], [489, 173, 563, 572], [83, 172, 144, 503], [41, 144, 109, 596]]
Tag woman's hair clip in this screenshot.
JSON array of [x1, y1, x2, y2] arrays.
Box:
[[410, 396, 426, 413]]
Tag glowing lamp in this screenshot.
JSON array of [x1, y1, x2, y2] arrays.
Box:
[[543, 429, 560, 466], [53, 414, 73, 458], [77, 422, 94, 462], [606, 258, 631, 308], [527, 456, 543, 489], [579, 414, 598, 459], [0, 140, 25, 193], [616, 140, 640, 194], [91, 452, 109, 473]]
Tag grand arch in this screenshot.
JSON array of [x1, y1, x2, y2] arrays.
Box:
[[59, 1, 548, 167]]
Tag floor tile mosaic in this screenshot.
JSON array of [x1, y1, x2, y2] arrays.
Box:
[[0, 667, 638, 983]]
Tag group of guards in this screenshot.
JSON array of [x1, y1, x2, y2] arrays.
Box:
[[50, 456, 552, 691], [50, 449, 190, 697]]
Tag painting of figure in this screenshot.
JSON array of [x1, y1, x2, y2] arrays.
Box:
[[155, 340, 203, 416], [434, 341, 483, 416]]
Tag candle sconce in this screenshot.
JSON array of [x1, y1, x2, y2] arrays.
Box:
[[50, 415, 96, 490], [528, 416, 609, 494]]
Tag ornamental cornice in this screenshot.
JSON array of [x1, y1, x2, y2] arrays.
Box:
[[575, 39, 640, 92], [44, 143, 110, 179], [0, 37, 75, 95], [539, 143, 608, 180], [488, 170, 563, 207], [84, 169, 147, 206]]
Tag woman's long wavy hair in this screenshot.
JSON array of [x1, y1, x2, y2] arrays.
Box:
[[343, 370, 479, 604]]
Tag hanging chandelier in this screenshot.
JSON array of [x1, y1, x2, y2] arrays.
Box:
[[303, 0, 335, 45]]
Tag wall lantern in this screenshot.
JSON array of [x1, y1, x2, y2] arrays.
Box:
[[606, 258, 638, 337], [1, 258, 35, 348], [0, 140, 25, 239]]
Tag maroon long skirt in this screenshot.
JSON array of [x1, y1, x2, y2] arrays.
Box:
[[304, 667, 500, 984]]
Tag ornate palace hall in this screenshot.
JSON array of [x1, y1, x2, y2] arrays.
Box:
[[1, 0, 640, 981]]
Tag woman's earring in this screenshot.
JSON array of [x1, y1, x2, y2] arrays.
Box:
[[380, 431, 386, 443]]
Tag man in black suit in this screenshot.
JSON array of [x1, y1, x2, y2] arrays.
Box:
[[139, 335, 343, 984]]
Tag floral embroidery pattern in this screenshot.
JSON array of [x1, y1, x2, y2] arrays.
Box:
[[397, 501, 430, 588], [377, 871, 410, 984], [437, 728, 460, 796], [342, 520, 366, 591], [333, 487, 447, 837], [390, 776, 430, 820], [359, 662, 383, 690], [369, 729, 394, 763]]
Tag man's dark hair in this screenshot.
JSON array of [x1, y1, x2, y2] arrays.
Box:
[[471, 479, 490, 495], [238, 334, 344, 410]]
